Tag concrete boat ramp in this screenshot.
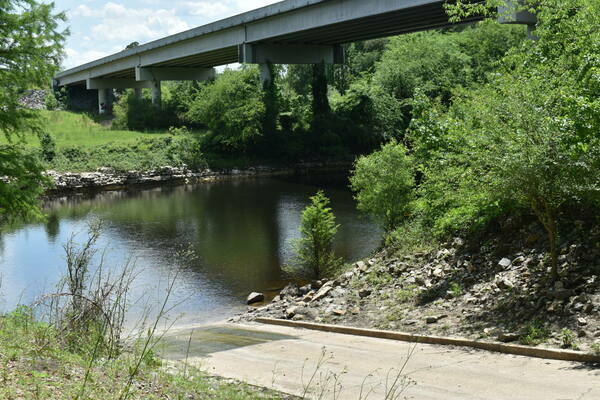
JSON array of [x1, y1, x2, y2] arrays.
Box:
[[160, 322, 599, 400]]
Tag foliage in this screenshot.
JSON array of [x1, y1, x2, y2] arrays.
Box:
[[0, 0, 66, 223], [0, 145, 51, 224], [295, 191, 341, 278], [405, 0, 600, 282], [520, 320, 550, 346], [0, 308, 286, 399], [185, 68, 265, 152], [350, 141, 415, 231], [113, 90, 178, 131], [38, 131, 57, 162]]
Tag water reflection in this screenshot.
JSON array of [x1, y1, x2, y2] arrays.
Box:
[[0, 176, 381, 325]]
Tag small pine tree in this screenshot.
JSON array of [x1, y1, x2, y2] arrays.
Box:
[[295, 191, 341, 278]]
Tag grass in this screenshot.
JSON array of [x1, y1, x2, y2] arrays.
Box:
[[519, 319, 551, 346], [0, 308, 289, 400], [2, 110, 289, 173], [1, 111, 170, 148]]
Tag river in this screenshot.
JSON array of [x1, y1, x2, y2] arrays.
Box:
[[0, 174, 381, 326]]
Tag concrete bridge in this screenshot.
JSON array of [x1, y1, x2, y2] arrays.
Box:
[[55, 0, 536, 113]]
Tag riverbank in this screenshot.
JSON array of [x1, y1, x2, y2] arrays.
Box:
[[0, 309, 295, 399], [239, 218, 600, 355], [45, 162, 352, 194]]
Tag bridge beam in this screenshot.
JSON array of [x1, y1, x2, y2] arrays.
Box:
[[86, 78, 153, 90], [239, 43, 345, 65], [498, 1, 537, 25], [135, 67, 216, 82]]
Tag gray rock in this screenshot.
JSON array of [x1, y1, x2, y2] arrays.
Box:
[[312, 285, 333, 302], [280, 283, 300, 299], [497, 333, 520, 343], [577, 317, 588, 326], [358, 288, 372, 299], [498, 258, 512, 268], [356, 261, 369, 273], [246, 292, 265, 305], [285, 306, 299, 319], [426, 316, 439, 324]]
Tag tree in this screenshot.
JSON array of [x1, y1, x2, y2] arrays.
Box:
[[185, 67, 265, 152], [0, 0, 66, 223], [295, 191, 341, 278], [350, 141, 415, 231]]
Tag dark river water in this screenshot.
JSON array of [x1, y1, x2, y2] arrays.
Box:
[[0, 175, 381, 326]]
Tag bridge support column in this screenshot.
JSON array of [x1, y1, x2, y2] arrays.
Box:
[[134, 88, 142, 99], [259, 64, 273, 86], [498, 0, 537, 39], [98, 88, 108, 114], [151, 80, 161, 107]]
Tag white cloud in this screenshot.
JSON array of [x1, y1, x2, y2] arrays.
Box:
[[179, 1, 231, 17], [61, 0, 281, 69], [72, 2, 189, 42], [64, 48, 111, 68]]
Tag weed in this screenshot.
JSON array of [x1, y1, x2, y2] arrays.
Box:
[[520, 320, 550, 346], [449, 282, 464, 297], [560, 329, 579, 350], [590, 343, 600, 356]]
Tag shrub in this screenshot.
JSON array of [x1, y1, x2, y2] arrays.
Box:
[[350, 141, 415, 231], [113, 91, 178, 131], [185, 68, 265, 152], [37, 131, 56, 162], [294, 191, 341, 278]]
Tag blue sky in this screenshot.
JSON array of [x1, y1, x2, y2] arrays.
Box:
[[55, 0, 281, 69]]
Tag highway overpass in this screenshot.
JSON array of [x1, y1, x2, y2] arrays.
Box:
[[54, 0, 536, 113]]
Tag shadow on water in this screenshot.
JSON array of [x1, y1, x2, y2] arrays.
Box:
[[160, 325, 296, 359]]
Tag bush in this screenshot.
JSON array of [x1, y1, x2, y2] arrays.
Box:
[[294, 191, 341, 278], [185, 68, 265, 153], [113, 91, 178, 131], [350, 141, 415, 231], [38, 131, 56, 162]]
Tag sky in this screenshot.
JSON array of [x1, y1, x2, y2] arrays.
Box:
[[54, 0, 281, 69]]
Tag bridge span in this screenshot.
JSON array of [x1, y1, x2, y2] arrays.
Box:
[[55, 0, 536, 113]]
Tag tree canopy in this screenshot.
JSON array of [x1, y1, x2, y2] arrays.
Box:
[[0, 0, 66, 223]]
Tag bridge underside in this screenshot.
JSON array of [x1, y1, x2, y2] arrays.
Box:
[[55, 0, 535, 113]]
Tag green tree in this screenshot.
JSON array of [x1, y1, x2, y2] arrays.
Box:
[[185, 68, 265, 152], [0, 0, 66, 223], [295, 191, 340, 278], [350, 141, 415, 231]]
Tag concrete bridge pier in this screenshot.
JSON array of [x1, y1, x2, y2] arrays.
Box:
[[97, 88, 108, 114], [134, 88, 143, 99], [151, 80, 161, 107]]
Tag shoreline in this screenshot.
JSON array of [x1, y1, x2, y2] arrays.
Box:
[[44, 161, 353, 196]]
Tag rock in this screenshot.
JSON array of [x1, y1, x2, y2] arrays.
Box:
[[285, 306, 299, 319], [302, 291, 315, 302], [577, 317, 588, 326], [332, 308, 346, 316], [312, 285, 333, 302], [311, 280, 323, 290], [292, 314, 305, 321], [497, 278, 515, 290], [356, 261, 369, 273], [358, 288, 372, 299], [272, 295, 281, 303], [426, 316, 439, 324], [498, 258, 512, 268], [433, 268, 444, 278], [498, 333, 520, 343], [246, 292, 265, 305], [280, 283, 300, 299], [402, 320, 418, 326]]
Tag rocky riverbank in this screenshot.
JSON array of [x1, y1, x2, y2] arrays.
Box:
[[45, 162, 351, 194], [239, 219, 600, 354]]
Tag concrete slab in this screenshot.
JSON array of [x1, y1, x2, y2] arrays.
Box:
[[161, 322, 600, 400]]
